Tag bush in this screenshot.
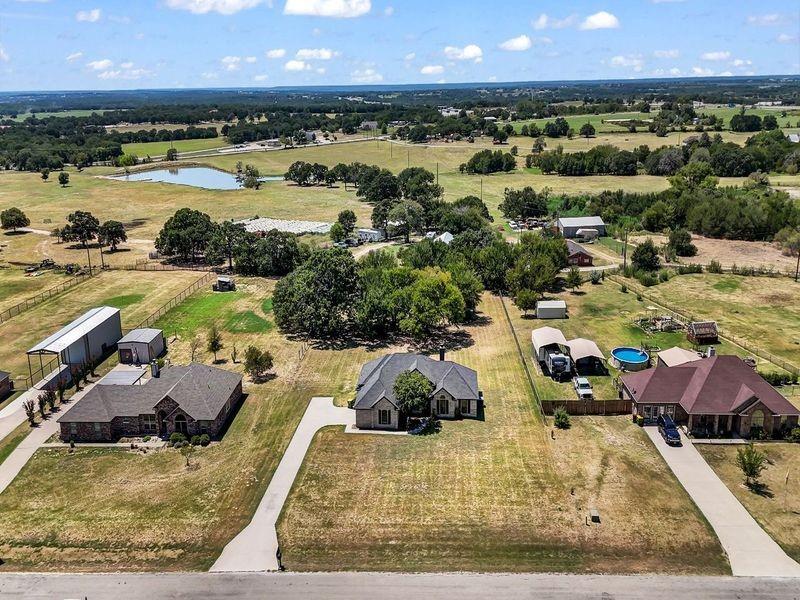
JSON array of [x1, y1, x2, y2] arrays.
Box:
[[553, 406, 571, 429], [636, 271, 658, 287], [190, 435, 202, 446], [759, 370, 795, 386], [199, 434, 211, 446], [169, 432, 187, 445], [677, 264, 703, 275], [658, 269, 670, 283], [589, 270, 602, 285], [620, 284, 628, 293], [708, 260, 723, 274], [788, 427, 800, 443], [142, 435, 151, 442]]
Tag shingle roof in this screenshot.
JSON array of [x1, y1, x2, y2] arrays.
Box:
[[118, 328, 163, 344], [621, 355, 799, 416], [58, 363, 241, 423], [0, 371, 10, 381], [566, 239, 591, 257], [353, 353, 479, 410]]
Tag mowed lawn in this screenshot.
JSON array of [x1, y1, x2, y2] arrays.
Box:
[[121, 137, 228, 157], [277, 293, 728, 574], [644, 274, 800, 368], [699, 443, 800, 563], [0, 269, 201, 384], [0, 257, 72, 314], [504, 278, 786, 402]]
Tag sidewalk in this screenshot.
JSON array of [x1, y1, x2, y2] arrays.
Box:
[[645, 427, 800, 577]]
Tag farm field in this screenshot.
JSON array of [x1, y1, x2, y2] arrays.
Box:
[[0, 259, 71, 314], [0, 269, 201, 386], [0, 277, 400, 571], [7, 109, 113, 121], [277, 293, 728, 574], [121, 137, 228, 157], [699, 443, 800, 563], [503, 278, 787, 402], [643, 274, 800, 368]]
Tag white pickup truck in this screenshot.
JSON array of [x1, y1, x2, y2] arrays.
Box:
[[573, 377, 594, 400]]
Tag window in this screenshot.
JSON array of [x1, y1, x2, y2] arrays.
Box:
[[437, 397, 449, 415], [70, 423, 77, 435], [751, 410, 765, 429], [142, 414, 157, 433], [93, 423, 101, 433], [378, 409, 391, 425], [460, 399, 470, 414], [665, 405, 675, 418]]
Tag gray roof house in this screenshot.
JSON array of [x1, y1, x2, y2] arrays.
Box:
[[556, 216, 606, 238], [57, 363, 242, 442], [353, 352, 481, 430]]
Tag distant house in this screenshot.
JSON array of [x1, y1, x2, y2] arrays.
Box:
[[787, 133, 800, 144], [439, 107, 460, 117], [360, 120, 379, 131], [57, 363, 243, 442], [357, 227, 386, 243], [0, 371, 12, 400], [434, 231, 454, 245], [117, 329, 165, 365], [556, 216, 606, 239], [687, 321, 718, 345], [620, 355, 800, 438], [353, 352, 482, 430], [566, 240, 593, 267]]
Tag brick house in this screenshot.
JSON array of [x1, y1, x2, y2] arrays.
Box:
[[57, 363, 242, 442], [353, 352, 482, 430]]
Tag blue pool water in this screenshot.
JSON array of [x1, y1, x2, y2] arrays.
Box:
[[611, 347, 649, 364], [111, 167, 282, 190]]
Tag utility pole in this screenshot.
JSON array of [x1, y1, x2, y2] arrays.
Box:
[[622, 229, 628, 271]]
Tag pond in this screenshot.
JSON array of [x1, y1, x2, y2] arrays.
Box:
[[110, 167, 282, 190]]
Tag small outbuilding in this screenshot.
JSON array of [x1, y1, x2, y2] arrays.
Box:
[[566, 240, 593, 267], [556, 216, 606, 239], [118, 328, 166, 365], [531, 327, 568, 362], [566, 338, 606, 374], [687, 321, 718, 345], [536, 300, 567, 320], [435, 231, 454, 245], [213, 276, 236, 292], [0, 370, 13, 400], [357, 228, 386, 243]]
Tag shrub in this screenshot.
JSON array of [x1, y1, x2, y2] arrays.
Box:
[[199, 434, 211, 446], [589, 270, 602, 285], [759, 370, 794, 386], [708, 260, 723, 274], [677, 264, 703, 275], [636, 271, 658, 287], [658, 269, 670, 283], [553, 406, 571, 429], [169, 432, 187, 445], [142, 435, 151, 442], [788, 427, 800, 443], [620, 284, 628, 293], [190, 435, 202, 446]]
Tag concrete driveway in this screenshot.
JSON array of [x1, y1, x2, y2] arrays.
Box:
[[645, 427, 800, 577], [211, 397, 354, 572]]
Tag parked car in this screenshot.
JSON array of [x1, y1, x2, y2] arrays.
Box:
[[572, 377, 594, 400], [657, 414, 681, 446]]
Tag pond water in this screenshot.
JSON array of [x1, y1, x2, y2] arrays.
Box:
[[110, 167, 282, 190]]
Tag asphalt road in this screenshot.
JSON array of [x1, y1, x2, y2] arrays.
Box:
[[2, 572, 800, 600]]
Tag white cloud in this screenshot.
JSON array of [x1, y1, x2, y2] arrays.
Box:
[[66, 51, 84, 62], [654, 49, 679, 59], [245, 56, 257, 63], [120, 61, 134, 69], [265, 48, 286, 58], [718, 71, 733, 77], [420, 64, 444, 75], [777, 33, 798, 44], [165, 0, 263, 15], [444, 44, 482, 63], [97, 67, 151, 80], [221, 55, 242, 71], [283, 0, 370, 18], [383, 5, 393, 16], [499, 35, 531, 52], [254, 74, 269, 82], [731, 58, 752, 67], [87, 58, 113, 70], [669, 67, 681, 75], [580, 11, 620, 30], [692, 66, 714, 76], [296, 47, 336, 60], [747, 14, 783, 26], [351, 67, 383, 83], [610, 54, 644, 72], [76, 8, 101, 22], [701, 50, 730, 61], [284, 59, 310, 71], [315, 67, 326, 74], [532, 13, 576, 30], [0, 45, 9, 62], [404, 52, 415, 61]]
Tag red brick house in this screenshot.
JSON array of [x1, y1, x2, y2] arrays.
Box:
[[57, 363, 242, 442], [566, 240, 593, 267], [620, 355, 800, 438]]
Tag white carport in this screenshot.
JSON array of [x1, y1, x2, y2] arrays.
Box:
[[566, 338, 606, 374], [531, 327, 568, 362]]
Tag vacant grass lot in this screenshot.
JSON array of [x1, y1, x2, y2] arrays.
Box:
[[0, 258, 72, 314], [277, 293, 728, 575], [0, 269, 200, 385], [644, 274, 800, 368], [121, 138, 228, 157], [504, 278, 784, 402], [699, 443, 800, 563]]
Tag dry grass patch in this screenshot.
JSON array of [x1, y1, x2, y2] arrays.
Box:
[[699, 443, 800, 562], [277, 294, 728, 574]]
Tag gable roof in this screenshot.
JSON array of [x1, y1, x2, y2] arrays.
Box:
[[657, 346, 702, 367], [557, 216, 605, 229], [531, 326, 568, 354], [566, 239, 591, 257], [621, 355, 799, 416], [119, 328, 163, 344], [28, 306, 120, 354], [353, 353, 479, 410], [566, 338, 605, 361], [0, 371, 10, 381], [58, 363, 241, 423]]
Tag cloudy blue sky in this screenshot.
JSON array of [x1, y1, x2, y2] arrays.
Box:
[[0, 0, 798, 91]]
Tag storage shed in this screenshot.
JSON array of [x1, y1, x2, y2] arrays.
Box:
[[687, 321, 719, 345], [0, 370, 13, 400], [556, 216, 606, 239], [357, 228, 385, 242], [27, 306, 122, 385], [536, 300, 567, 320], [118, 328, 165, 365]]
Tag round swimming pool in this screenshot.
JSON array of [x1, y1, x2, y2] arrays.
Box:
[[611, 346, 650, 371]]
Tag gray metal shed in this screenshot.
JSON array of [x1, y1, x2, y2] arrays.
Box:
[[118, 328, 165, 365]]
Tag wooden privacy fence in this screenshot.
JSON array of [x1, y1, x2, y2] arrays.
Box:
[[0, 271, 95, 324], [541, 400, 632, 416]]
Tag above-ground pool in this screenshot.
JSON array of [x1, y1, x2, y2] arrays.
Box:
[[611, 346, 650, 371]]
